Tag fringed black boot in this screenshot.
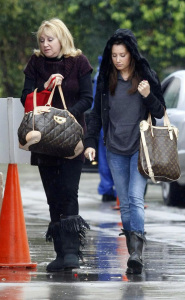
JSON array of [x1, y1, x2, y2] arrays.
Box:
[[60, 215, 90, 269], [46, 222, 64, 272], [127, 231, 146, 274]]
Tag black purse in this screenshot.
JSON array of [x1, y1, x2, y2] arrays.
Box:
[[18, 84, 84, 159]]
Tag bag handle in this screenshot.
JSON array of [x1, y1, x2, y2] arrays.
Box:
[[45, 83, 67, 109], [45, 76, 56, 90], [33, 77, 57, 109], [147, 110, 171, 127], [147, 109, 174, 140], [33, 80, 67, 110]]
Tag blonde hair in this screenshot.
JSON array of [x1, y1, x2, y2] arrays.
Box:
[[34, 18, 82, 58]]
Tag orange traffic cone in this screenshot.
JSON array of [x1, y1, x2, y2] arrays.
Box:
[[112, 196, 120, 210], [0, 164, 37, 268], [112, 196, 148, 210]]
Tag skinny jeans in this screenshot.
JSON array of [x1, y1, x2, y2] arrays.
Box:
[[106, 150, 147, 234], [38, 159, 83, 222]]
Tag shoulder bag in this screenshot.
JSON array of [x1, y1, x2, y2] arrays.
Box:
[[138, 111, 181, 183]]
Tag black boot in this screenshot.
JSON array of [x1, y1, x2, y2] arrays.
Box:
[[60, 215, 90, 269], [46, 222, 64, 272], [119, 229, 133, 274], [119, 229, 131, 254], [127, 231, 146, 274]]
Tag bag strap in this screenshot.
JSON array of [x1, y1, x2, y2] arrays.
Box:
[[45, 80, 57, 106], [33, 80, 67, 110], [147, 111, 170, 126], [140, 130, 156, 183], [33, 88, 38, 109], [147, 110, 174, 140], [33, 86, 56, 109], [45, 76, 56, 90], [45, 84, 67, 109], [58, 86, 67, 110], [33, 77, 57, 109]]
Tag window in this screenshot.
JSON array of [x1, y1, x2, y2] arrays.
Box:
[[163, 77, 180, 109]]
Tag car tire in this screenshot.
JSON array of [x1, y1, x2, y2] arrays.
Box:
[[162, 182, 185, 206]]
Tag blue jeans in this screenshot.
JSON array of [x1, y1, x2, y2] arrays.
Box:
[[98, 129, 116, 197], [106, 150, 147, 234]]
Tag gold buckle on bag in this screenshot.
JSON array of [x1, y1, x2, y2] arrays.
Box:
[[54, 116, 66, 124]]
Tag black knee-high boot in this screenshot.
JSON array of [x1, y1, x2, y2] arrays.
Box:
[[127, 231, 146, 274], [119, 229, 134, 274], [60, 215, 90, 269], [46, 222, 64, 272]]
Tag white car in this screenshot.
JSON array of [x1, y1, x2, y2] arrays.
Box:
[[159, 70, 185, 206]]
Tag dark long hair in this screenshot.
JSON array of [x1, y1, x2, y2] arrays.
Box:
[[109, 41, 142, 95]]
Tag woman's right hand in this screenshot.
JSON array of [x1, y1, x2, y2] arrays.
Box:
[[84, 147, 96, 161], [44, 74, 64, 89]]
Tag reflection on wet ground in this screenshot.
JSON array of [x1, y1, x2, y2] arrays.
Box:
[[1, 167, 185, 299], [1, 219, 185, 299], [1, 219, 185, 285]]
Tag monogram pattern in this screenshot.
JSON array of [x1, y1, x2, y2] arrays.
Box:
[[138, 126, 181, 182]]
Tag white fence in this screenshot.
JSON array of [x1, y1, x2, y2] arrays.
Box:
[[0, 98, 30, 164]]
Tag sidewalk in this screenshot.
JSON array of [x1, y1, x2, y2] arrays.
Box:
[[1, 164, 185, 300]]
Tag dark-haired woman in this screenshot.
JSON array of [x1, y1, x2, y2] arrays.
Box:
[[84, 29, 165, 274]]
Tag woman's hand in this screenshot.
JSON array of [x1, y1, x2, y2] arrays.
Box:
[[44, 74, 64, 89], [138, 80, 150, 98], [84, 147, 96, 161]]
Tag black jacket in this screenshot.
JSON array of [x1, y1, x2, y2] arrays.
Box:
[[84, 74, 165, 151], [84, 29, 166, 151]]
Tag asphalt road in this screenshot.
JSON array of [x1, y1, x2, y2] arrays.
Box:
[[0, 164, 185, 300]]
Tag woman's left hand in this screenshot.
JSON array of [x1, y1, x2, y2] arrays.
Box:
[[44, 74, 64, 90], [138, 80, 150, 98]]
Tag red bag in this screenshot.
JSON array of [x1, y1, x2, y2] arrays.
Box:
[[24, 77, 56, 113]]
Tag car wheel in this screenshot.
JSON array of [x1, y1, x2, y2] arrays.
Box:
[[162, 182, 185, 207]]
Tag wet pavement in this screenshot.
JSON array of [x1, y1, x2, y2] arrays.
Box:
[[1, 164, 185, 299]]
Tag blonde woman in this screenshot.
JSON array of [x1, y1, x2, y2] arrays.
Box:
[[20, 18, 93, 272]]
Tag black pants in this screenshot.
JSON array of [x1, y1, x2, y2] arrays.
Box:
[[38, 160, 83, 222]]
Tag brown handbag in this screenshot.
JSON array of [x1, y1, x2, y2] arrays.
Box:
[[18, 83, 84, 159], [138, 111, 181, 183]]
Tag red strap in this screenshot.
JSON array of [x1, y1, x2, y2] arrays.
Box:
[[45, 76, 56, 90]]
